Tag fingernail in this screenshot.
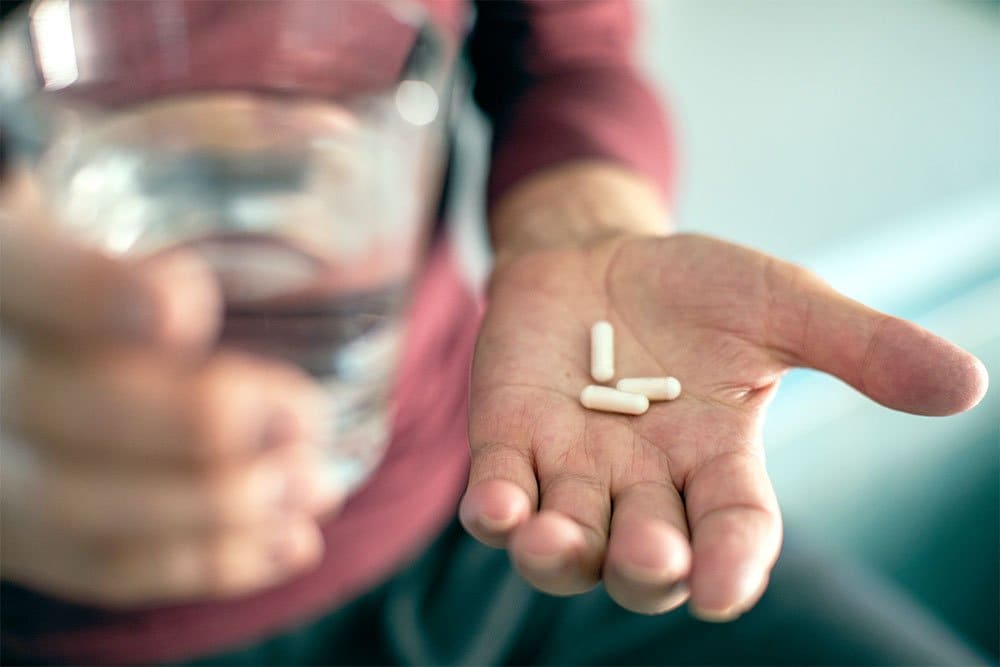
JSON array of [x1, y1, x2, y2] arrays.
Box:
[[689, 604, 741, 623]]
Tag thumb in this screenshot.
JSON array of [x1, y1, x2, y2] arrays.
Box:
[[768, 261, 988, 416]]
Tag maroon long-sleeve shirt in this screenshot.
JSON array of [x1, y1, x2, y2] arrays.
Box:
[[1, 1, 672, 663]]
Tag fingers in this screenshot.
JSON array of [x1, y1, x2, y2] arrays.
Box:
[[6, 513, 323, 608], [768, 260, 988, 416], [2, 429, 335, 606], [29, 445, 338, 537], [108, 516, 323, 607], [5, 347, 327, 464], [0, 212, 221, 348], [508, 469, 610, 596], [460, 442, 538, 548], [462, 427, 612, 595], [683, 450, 781, 622], [603, 480, 692, 614]]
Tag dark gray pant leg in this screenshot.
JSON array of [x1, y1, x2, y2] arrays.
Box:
[[382, 523, 987, 666]]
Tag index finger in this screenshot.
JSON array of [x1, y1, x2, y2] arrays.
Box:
[[1, 202, 219, 349]]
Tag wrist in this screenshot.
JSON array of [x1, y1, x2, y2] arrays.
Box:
[[489, 161, 672, 264]]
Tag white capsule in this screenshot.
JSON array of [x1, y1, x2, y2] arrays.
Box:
[[590, 321, 614, 382], [580, 385, 649, 415], [616, 376, 682, 401]]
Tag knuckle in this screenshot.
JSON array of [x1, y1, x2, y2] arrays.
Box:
[[474, 440, 532, 464], [470, 441, 534, 482], [538, 470, 605, 497], [614, 477, 677, 502]]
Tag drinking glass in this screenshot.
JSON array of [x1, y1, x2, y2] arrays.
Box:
[[0, 0, 452, 494]]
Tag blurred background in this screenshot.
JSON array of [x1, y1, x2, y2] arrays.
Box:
[[450, 0, 999, 659], [2, 0, 995, 661]]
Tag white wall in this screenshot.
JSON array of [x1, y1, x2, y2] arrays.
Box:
[[637, 0, 1000, 261]]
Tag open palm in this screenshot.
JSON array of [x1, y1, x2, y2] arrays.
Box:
[[460, 233, 987, 618]]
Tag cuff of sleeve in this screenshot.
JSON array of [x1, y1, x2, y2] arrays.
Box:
[[486, 67, 675, 211]]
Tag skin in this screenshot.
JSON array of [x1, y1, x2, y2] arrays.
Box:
[[0, 164, 989, 616], [0, 173, 341, 606], [460, 163, 989, 619]]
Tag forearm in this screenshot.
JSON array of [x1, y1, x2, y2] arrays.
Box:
[[489, 161, 672, 265], [470, 1, 674, 261]]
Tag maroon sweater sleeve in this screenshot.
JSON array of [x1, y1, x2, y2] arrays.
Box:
[[469, 0, 674, 208]]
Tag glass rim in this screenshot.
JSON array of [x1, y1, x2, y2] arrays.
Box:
[[0, 0, 452, 108]]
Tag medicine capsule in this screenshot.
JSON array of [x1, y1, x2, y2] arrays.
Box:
[[616, 376, 682, 401], [580, 385, 649, 415], [590, 321, 614, 382]]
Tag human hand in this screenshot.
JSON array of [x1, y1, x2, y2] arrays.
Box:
[[460, 166, 988, 620], [0, 175, 339, 607]]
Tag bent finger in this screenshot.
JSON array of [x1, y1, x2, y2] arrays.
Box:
[[684, 450, 781, 621], [93, 516, 322, 607], [508, 468, 610, 596], [39, 443, 342, 536], [6, 348, 327, 464], [0, 212, 220, 349], [604, 480, 691, 614], [460, 441, 537, 548]]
